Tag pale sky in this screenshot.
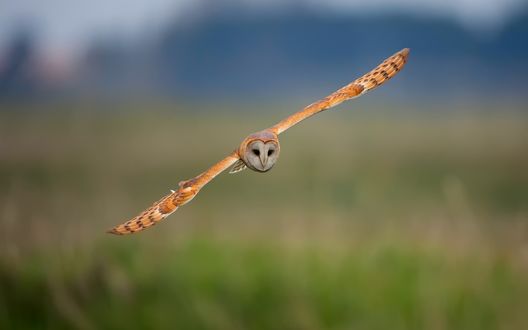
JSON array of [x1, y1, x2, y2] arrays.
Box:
[[0, 0, 525, 52]]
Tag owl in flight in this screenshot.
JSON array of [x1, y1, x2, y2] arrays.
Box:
[[108, 48, 409, 235]]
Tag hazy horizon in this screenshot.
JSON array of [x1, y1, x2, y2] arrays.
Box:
[[1, 0, 527, 53]]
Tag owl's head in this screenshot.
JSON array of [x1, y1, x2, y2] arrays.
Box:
[[238, 130, 280, 172]]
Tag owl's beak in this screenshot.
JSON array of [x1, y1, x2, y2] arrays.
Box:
[[259, 151, 268, 167]]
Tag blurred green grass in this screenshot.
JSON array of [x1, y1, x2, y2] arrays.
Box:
[[0, 105, 527, 329]]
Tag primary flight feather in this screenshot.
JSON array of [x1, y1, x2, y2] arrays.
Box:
[[108, 48, 409, 235]]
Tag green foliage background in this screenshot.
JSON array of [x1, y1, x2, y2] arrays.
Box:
[[0, 105, 527, 329]]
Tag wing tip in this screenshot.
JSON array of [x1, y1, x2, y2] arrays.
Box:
[[106, 227, 125, 235], [398, 48, 410, 61]]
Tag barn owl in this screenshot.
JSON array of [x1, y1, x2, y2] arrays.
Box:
[[108, 48, 409, 235]]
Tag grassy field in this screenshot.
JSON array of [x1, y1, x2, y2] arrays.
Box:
[[0, 105, 527, 329]]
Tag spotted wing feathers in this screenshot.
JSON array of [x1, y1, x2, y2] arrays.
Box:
[[108, 152, 239, 235], [271, 48, 409, 134], [353, 48, 409, 93], [107, 186, 198, 235]]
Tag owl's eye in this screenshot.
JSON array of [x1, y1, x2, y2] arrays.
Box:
[[252, 149, 260, 156], [268, 149, 274, 156]]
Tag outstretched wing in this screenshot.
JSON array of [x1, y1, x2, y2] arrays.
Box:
[[108, 151, 239, 235], [271, 48, 409, 135]]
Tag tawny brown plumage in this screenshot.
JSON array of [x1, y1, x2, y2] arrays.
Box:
[[108, 152, 238, 235], [108, 48, 409, 235]]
